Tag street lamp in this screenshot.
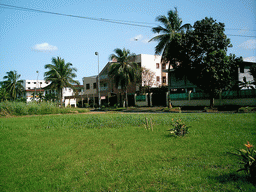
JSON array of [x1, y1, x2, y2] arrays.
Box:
[[34, 71, 39, 100], [95, 52, 101, 108]]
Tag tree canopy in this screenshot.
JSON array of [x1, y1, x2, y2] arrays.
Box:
[[149, 7, 191, 65], [44, 57, 79, 106], [108, 48, 138, 107], [0, 70, 24, 101], [173, 17, 242, 107]]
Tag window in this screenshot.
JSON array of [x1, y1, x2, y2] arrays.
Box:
[[156, 63, 159, 69], [28, 87, 30, 89], [86, 84, 90, 90], [162, 64, 166, 69], [28, 82, 30, 84], [93, 83, 96, 89], [34, 82, 36, 84], [40, 82, 42, 84], [156, 76, 160, 82], [163, 76, 166, 83]]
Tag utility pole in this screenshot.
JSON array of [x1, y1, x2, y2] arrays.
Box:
[[95, 52, 101, 108]]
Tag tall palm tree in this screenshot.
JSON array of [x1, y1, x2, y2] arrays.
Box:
[[1, 70, 24, 100], [108, 48, 138, 107], [149, 7, 191, 65], [44, 57, 79, 107]]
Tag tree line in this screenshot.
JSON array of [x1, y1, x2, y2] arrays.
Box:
[[1, 8, 255, 108]]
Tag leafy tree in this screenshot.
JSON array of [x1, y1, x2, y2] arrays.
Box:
[[108, 48, 138, 107], [149, 8, 191, 68], [0, 70, 24, 100], [44, 93, 58, 102], [141, 67, 156, 93], [44, 57, 79, 107], [31, 92, 36, 101], [174, 17, 242, 108], [37, 92, 44, 103]]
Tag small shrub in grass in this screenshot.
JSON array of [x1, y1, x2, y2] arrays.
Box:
[[163, 107, 181, 113], [143, 117, 154, 131], [168, 119, 190, 137], [232, 141, 256, 180], [238, 107, 255, 113]]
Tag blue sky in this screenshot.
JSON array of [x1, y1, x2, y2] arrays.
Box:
[[0, 0, 255, 84]]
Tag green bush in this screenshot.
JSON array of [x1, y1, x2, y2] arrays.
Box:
[[0, 101, 87, 116], [168, 118, 190, 137], [232, 141, 256, 180], [238, 107, 255, 113]]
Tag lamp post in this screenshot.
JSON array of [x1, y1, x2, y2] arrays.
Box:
[[95, 52, 101, 108], [34, 71, 39, 101]]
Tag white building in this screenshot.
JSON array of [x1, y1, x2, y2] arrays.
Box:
[[21, 79, 84, 104], [82, 54, 168, 95], [21, 80, 49, 102], [135, 54, 168, 87], [238, 61, 255, 89]]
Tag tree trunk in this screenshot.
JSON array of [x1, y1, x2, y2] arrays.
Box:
[[59, 89, 63, 107], [210, 96, 214, 109], [125, 89, 128, 108]]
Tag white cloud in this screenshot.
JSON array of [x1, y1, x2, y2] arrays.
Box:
[[32, 43, 58, 52], [130, 34, 151, 44], [130, 34, 143, 42], [238, 39, 256, 50], [243, 56, 256, 62]]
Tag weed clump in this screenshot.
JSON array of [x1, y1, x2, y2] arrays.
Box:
[[168, 119, 190, 137]]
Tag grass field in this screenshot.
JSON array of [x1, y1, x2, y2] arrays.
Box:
[[0, 113, 255, 191]]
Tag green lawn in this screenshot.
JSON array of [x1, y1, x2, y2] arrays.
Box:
[[1, 113, 255, 191]]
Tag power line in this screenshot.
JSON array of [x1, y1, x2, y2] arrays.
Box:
[[0, 3, 255, 38], [0, 3, 156, 28]]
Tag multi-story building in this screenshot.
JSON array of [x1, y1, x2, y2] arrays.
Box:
[[167, 60, 256, 93], [82, 76, 97, 96], [238, 61, 255, 89], [21, 79, 84, 104], [21, 80, 49, 102], [135, 54, 168, 87], [82, 54, 168, 106]]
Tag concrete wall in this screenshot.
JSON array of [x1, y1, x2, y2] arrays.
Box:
[[65, 98, 77, 107], [171, 98, 256, 107]]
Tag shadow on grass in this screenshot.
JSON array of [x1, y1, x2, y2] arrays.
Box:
[[209, 172, 256, 186]]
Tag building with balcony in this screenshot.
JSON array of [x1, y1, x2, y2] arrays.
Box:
[[82, 54, 168, 106]]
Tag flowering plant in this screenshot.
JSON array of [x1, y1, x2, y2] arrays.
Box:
[[169, 119, 190, 136], [233, 141, 256, 179]]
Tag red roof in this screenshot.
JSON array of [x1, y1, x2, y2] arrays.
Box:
[[25, 89, 44, 92]]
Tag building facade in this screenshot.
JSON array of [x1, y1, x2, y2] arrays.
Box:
[[82, 54, 168, 106], [21, 80, 49, 102]]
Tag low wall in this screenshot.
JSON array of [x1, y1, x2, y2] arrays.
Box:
[[65, 98, 77, 107], [171, 98, 256, 107]]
